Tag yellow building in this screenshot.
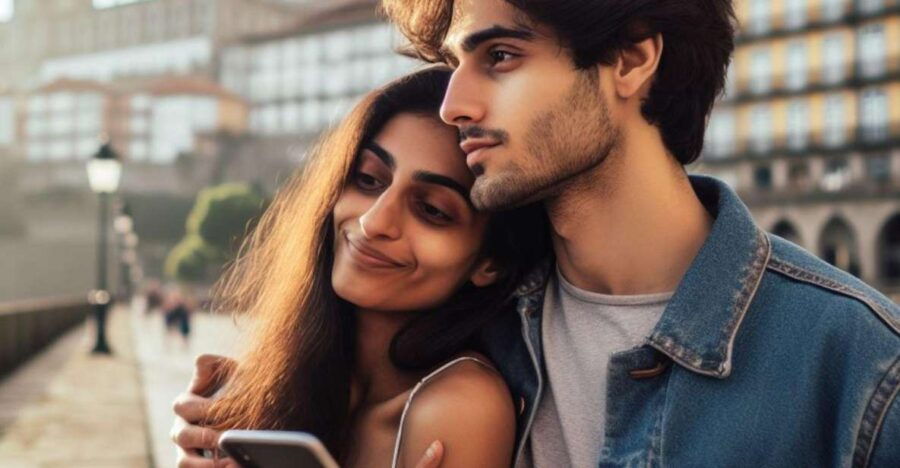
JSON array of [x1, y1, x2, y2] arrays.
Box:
[[697, 0, 900, 297]]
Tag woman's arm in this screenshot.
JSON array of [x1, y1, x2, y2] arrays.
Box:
[[398, 360, 516, 468]]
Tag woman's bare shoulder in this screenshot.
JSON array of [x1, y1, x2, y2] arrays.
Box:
[[397, 352, 515, 468]]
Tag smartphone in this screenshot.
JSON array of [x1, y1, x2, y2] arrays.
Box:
[[218, 430, 340, 468]]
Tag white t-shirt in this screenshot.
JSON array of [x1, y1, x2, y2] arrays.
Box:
[[527, 268, 671, 468]]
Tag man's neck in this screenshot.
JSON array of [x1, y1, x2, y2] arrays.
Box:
[[546, 123, 712, 296]]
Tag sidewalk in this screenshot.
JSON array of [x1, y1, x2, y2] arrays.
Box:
[[0, 306, 151, 468], [131, 302, 239, 468]]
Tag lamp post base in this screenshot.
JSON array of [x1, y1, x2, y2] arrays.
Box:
[[91, 302, 113, 355]]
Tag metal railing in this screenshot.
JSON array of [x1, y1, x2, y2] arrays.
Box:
[[0, 296, 91, 378]]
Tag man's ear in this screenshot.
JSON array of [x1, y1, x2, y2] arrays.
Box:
[[613, 32, 663, 99], [470, 258, 501, 288]]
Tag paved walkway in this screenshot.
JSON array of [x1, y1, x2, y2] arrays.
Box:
[[0, 306, 151, 468], [130, 300, 239, 468], [0, 300, 241, 468]]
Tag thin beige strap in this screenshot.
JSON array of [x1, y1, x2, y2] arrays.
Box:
[[390, 356, 493, 468]]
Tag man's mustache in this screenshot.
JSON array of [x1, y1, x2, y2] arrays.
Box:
[[459, 126, 510, 144]]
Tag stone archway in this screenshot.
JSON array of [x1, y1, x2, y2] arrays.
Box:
[[877, 213, 900, 286], [771, 219, 803, 246], [819, 217, 861, 277]]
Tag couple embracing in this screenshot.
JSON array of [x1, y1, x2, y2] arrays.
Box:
[[171, 0, 900, 467]]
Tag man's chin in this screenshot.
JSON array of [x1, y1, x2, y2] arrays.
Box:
[[471, 174, 533, 212]]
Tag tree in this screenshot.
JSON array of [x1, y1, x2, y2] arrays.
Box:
[[165, 183, 268, 283]]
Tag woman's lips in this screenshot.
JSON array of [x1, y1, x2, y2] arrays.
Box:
[[344, 234, 405, 269]]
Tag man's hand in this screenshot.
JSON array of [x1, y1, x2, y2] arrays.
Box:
[[171, 354, 442, 468], [171, 354, 236, 468], [413, 440, 444, 468]]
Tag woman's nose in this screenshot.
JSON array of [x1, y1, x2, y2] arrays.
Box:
[[358, 193, 402, 240]]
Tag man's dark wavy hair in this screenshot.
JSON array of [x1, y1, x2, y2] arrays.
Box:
[[382, 0, 737, 165]]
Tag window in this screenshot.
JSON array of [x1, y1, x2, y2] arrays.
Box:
[[750, 49, 772, 94], [49, 139, 72, 160], [754, 165, 773, 189], [821, 0, 845, 21], [786, 99, 809, 151], [822, 33, 845, 84], [28, 96, 48, 113], [821, 158, 851, 191], [750, 104, 773, 154], [27, 142, 48, 161], [858, 0, 883, 14], [785, 41, 807, 90], [788, 162, 811, 189], [93, 0, 154, 9], [301, 99, 321, 132], [282, 102, 301, 133], [325, 30, 352, 63], [77, 137, 98, 160], [823, 94, 845, 147], [858, 24, 886, 78], [0, 98, 14, 145], [860, 88, 888, 142], [867, 154, 891, 184], [50, 93, 75, 113], [749, 0, 771, 35], [784, 0, 806, 29], [27, 115, 47, 137], [705, 110, 735, 158], [0, 0, 13, 23]]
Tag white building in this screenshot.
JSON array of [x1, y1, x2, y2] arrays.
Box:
[[219, 0, 419, 140]]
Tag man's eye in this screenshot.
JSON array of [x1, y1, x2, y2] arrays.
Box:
[[354, 172, 384, 191], [488, 50, 516, 65]]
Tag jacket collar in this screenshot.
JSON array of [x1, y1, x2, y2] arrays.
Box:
[[647, 175, 770, 378], [513, 175, 771, 379]]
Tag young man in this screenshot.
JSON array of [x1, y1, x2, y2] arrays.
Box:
[[173, 0, 899, 466]]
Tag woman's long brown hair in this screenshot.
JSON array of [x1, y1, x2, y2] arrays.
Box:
[[206, 67, 549, 460]]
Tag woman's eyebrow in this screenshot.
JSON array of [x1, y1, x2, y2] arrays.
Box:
[[364, 142, 395, 169], [413, 170, 474, 208]]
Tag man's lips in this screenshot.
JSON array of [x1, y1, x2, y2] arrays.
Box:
[[344, 234, 405, 268], [459, 139, 500, 155]]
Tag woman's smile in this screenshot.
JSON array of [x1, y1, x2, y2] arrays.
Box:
[[343, 232, 408, 270]]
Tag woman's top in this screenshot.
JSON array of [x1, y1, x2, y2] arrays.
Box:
[[390, 356, 494, 468]]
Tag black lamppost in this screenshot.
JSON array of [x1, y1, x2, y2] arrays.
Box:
[[86, 143, 122, 355]]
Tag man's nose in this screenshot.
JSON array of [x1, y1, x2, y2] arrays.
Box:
[[358, 192, 402, 240], [440, 67, 486, 125]]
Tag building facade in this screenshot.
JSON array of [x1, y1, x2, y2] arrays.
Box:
[[0, 0, 303, 91], [697, 0, 900, 296], [216, 0, 419, 189]]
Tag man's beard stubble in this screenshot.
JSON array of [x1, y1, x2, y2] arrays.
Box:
[[470, 70, 620, 211]]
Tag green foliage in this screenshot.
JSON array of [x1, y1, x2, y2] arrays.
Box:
[[164, 235, 212, 283], [165, 183, 268, 283], [187, 183, 267, 256]]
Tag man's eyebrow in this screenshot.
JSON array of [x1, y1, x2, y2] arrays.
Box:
[[441, 24, 536, 59], [362, 142, 394, 169], [413, 171, 474, 207]]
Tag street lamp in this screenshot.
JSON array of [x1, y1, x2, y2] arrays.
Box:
[[86, 143, 122, 355]]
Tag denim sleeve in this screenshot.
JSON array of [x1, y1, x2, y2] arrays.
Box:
[[865, 362, 900, 468]]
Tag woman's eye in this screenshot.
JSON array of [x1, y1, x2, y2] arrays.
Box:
[[353, 172, 384, 191], [419, 202, 453, 223]]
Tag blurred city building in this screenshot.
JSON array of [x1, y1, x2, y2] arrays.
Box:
[[697, 0, 900, 296], [215, 0, 417, 190]]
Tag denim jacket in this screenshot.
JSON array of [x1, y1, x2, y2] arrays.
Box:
[[481, 175, 900, 468]]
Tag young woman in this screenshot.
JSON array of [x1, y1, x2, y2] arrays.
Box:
[[203, 67, 548, 467]]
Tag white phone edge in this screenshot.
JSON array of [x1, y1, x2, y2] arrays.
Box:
[[218, 429, 340, 468]]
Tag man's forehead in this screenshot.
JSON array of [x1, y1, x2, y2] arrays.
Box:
[[443, 0, 532, 49]]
